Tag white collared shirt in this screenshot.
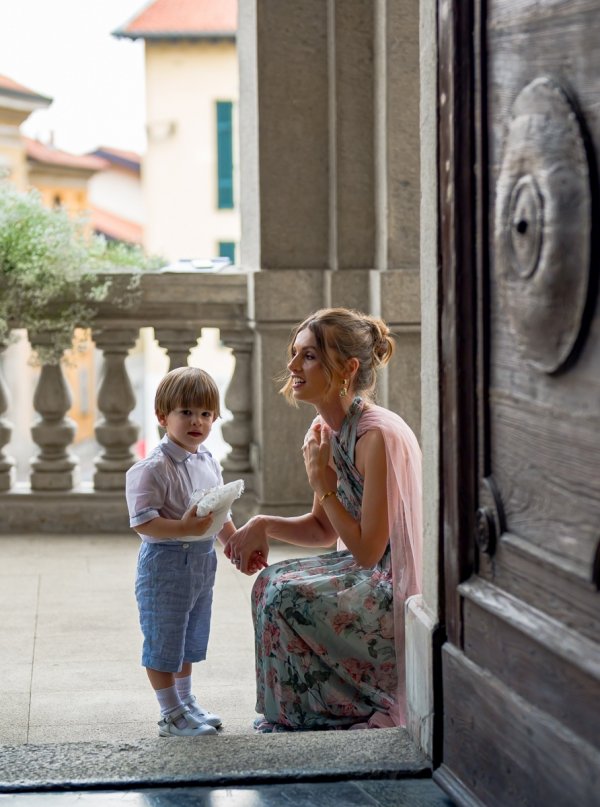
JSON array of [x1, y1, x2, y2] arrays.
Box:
[[125, 435, 223, 543]]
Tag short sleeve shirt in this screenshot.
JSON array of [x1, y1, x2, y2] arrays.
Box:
[[125, 435, 223, 543]]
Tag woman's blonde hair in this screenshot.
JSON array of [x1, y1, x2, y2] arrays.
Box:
[[155, 366, 221, 418], [280, 307, 395, 404]]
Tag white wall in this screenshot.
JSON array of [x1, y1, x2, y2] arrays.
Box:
[[143, 40, 239, 262], [88, 166, 143, 224]]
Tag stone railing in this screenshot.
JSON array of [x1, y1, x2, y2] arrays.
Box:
[[0, 270, 255, 533]]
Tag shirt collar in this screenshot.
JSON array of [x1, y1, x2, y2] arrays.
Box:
[[160, 434, 209, 463]]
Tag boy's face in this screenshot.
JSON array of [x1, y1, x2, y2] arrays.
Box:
[[157, 406, 215, 453]]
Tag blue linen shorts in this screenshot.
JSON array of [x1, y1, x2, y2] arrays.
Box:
[[135, 540, 217, 672]]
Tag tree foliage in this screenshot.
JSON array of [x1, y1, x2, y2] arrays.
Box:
[[0, 182, 159, 363]]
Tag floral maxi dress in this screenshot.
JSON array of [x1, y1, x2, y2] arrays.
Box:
[[251, 398, 405, 730]]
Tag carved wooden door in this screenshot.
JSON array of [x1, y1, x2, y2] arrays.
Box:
[[435, 2, 600, 804]]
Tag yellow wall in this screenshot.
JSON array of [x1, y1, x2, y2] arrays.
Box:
[[27, 169, 94, 235], [63, 329, 96, 443], [0, 111, 29, 190], [143, 39, 240, 261], [35, 184, 87, 217]]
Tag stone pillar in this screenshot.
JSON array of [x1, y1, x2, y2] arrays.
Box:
[[335, 0, 376, 263], [404, 0, 440, 760], [93, 328, 139, 491], [154, 327, 200, 369], [239, 0, 332, 516], [0, 343, 16, 491], [219, 328, 256, 523], [381, 271, 422, 437], [28, 334, 78, 491], [239, 0, 422, 514], [330, 0, 377, 301], [386, 0, 421, 273], [380, 0, 422, 430]]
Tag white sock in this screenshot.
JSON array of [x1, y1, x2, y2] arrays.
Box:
[[155, 685, 187, 728], [175, 674, 193, 700]]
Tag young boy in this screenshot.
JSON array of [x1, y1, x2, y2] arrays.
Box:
[[126, 366, 234, 737]]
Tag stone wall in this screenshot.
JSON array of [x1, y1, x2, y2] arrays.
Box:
[[239, 0, 422, 516]]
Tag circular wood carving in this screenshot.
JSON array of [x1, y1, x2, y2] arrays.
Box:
[[495, 77, 592, 373]]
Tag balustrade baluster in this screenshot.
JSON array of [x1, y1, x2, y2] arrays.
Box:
[[219, 329, 256, 521], [0, 342, 15, 491], [154, 327, 201, 369], [29, 333, 78, 491], [93, 328, 139, 491]]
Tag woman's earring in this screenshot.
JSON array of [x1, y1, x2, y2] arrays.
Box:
[[340, 380, 348, 398]]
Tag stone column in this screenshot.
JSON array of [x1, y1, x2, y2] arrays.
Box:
[[404, 0, 440, 760], [154, 327, 200, 369], [28, 334, 78, 491], [0, 343, 16, 491], [330, 0, 378, 310], [239, 0, 422, 513], [239, 0, 332, 516], [93, 328, 139, 491], [380, 0, 422, 431], [219, 328, 256, 523]]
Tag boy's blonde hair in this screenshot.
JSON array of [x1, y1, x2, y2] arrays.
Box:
[[154, 366, 221, 418]]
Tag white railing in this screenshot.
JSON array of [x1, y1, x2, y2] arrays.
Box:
[[0, 271, 256, 533]]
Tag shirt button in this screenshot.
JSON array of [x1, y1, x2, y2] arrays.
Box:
[[182, 543, 190, 549]]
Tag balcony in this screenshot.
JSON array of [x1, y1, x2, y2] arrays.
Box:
[[0, 269, 256, 532]]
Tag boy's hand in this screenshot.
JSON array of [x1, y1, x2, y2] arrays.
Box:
[[181, 504, 214, 537]]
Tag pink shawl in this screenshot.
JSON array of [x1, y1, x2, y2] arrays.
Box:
[[333, 402, 423, 726]]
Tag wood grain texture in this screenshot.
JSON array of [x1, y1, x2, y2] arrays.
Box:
[[479, 531, 600, 641], [438, 0, 478, 648], [438, 0, 600, 801], [442, 643, 600, 807], [460, 577, 600, 747]]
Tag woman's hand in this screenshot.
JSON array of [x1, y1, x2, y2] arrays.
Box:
[[224, 516, 270, 575], [302, 423, 337, 497]]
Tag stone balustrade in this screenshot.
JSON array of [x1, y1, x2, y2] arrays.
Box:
[[0, 270, 256, 533]]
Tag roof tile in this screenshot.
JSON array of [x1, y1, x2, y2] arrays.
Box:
[[0, 74, 52, 103], [115, 0, 236, 39], [25, 138, 108, 172], [91, 205, 144, 245]]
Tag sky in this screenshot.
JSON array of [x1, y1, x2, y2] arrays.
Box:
[[0, 0, 148, 155]]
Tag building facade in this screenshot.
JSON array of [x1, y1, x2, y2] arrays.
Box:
[[114, 0, 240, 263]]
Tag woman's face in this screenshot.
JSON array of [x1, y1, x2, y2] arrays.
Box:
[[287, 327, 339, 405]]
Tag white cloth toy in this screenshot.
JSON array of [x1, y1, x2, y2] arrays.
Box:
[[186, 479, 244, 540]]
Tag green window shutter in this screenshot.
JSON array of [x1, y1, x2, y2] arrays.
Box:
[[216, 101, 234, 209], [218, 241, 236, 263]]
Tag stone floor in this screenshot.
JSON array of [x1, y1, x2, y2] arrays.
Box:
[[0, 533, 453, 804], [0, 532, 298, 744]]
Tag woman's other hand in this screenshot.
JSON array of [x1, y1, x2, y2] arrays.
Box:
[[224, 516, 270, 574], [303, 422, 337, 497]]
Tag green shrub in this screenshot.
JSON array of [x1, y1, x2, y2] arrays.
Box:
[[0, 181, 158, 363]]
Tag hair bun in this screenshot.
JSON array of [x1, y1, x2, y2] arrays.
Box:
[[369, 318, 395, 366]]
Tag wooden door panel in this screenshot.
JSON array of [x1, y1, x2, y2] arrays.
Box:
[[460, 579, 599, 748], [484, 532, 599, 641], [486, 0, 600, 573], [492, 393, 599, 572], [442, 643, 599, 807], [437, 0, 600, 803]]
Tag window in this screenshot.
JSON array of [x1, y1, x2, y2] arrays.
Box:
[[216, 101, 234, 209], [218, 241, 236, 264]]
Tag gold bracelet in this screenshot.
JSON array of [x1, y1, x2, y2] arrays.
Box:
[[319, 490, 336, 504]]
